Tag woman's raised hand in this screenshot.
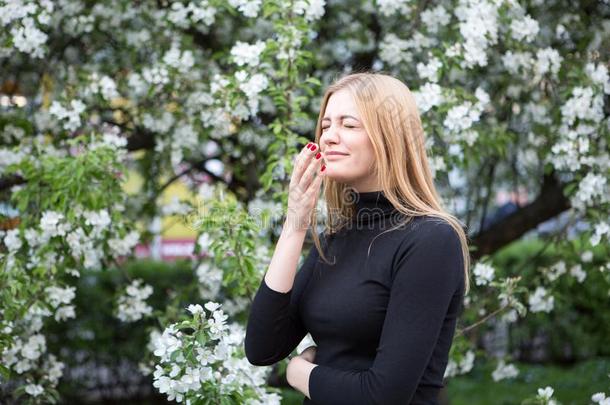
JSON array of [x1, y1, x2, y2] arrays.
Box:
[[286, 142, 326, 233]]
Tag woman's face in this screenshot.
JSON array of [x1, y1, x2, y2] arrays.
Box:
[[320, 89, 379, 192]]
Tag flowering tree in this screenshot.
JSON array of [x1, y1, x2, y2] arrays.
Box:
[[0, 0, 609, 403]]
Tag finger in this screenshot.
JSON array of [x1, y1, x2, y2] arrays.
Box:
[[298, 150, 323, 191], [290, 142, 318, 186], [304, 167, 325, 201]]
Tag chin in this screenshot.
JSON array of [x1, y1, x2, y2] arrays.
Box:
[[324, 169, 358, 183]]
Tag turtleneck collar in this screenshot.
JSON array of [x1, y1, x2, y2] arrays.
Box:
[[349, 189, 397, 223]]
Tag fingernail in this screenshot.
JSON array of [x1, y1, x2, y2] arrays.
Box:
[[306, 143, 312, 149], [321, 165, 326, 172], [310, 144, 317, 151], [315, 152, 321, 159]]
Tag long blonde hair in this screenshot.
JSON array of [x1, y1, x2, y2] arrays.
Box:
[[309, 72, 471, 295]]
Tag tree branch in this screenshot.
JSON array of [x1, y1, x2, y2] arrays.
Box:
[[470, 171, 571, 260]]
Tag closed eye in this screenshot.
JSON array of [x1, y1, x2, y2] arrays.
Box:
[[321, 125, 356, 130]]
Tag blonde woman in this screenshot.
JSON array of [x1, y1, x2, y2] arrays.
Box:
[[245, 72, 471, 405]]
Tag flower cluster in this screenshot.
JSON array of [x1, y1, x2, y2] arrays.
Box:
[[444, 350, 475, 378], [150, 302, 280, 404], [49, 99, 87, 132], [45, 285, 77, 322], [592, 392, 610, 405], [536, 386, 558, 405], [116, 279, 154, 322], [472, 262, 495, 286], [0, 0, 53, 58], [1, 306, 66, 400], [528, 286, 554, 313], [454, 0, 501, 68], [491, 359, 519, 382]]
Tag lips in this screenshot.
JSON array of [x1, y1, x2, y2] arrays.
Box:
[[325, 151, 349, 156], [323, 152, 349, 161]]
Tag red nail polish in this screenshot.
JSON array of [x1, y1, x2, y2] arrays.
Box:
[[321, 165, 326, 172], [306, 143, 312, 149], [315, 152, 321, 159], [310, 144, 317, 151]]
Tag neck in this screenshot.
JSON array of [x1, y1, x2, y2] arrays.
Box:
[[349, 189, 397, 224]]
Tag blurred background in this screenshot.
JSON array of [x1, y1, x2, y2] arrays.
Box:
[[0, 0, 609, 404]]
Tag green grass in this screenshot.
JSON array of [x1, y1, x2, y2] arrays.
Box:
[[447, 357, 610, 405], [279, 358, 610, 405], [280, 388, 306, 405]]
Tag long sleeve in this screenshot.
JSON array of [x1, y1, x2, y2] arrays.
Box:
[[244, 243, 319, 366], [308, 221, 465, 405]]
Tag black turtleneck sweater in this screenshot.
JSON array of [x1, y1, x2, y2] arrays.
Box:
[[245, 190, 465, 405]]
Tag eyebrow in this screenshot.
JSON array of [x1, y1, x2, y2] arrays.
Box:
[[322, 114, 360, 122]]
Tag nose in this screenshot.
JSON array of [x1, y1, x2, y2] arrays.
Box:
[[321, 125, 340, 151]]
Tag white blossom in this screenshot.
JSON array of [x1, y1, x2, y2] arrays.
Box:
[[208, 309, 229, 340], [45, 286, 76, 308], [187, 304, 205, 316], [142, 65, 170, 86], [570, 172, 608, 211], [421, 5, 450, 34], [10, 17, 48, 58], [49, 100, 86, 132], [416, 56, 442, 82], [545, 261, 566, 282], [592, 393, 610, 405], [376, 0, 410, 17], [166, 2, 216, 27], [230, 40, 266, 67], [196, 262, 223, 298], [21, 334, 46, 360], [502, 51, 533, 75], [444, 101, 482, 133], [569, 264, 586, 283], [44, 354, 64, 384], [534, 48, 562, 79], [24, 384, 44, 397], [116, 279, 154, 322], [55, 305, 76, 321], [228, 0, 261, 18], [108, 230, 140, 256], [294, 0, 326, 22], [581, 250, 593, 263], [3, 229, 22, 252], [152, 325, 182, 362], [379, 33, 409, 65], [88, 73, 119, 100], [560, 87, 605, 126], [455, 0, 500, 68], [585, 62, 610, 94], [591, 221, 610, 247], [413, 82, 444, 114], [538, 386, 554, 400], [510, 15, 539, 42], [473, 262, 495, 286], [83, 209, 111, 237], [528, 286, 554, 313], [491, 359, 519, 381], [40, 211, 69, 238], [204, 301, 221, 313]]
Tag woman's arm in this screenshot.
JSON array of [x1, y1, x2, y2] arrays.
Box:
[[244, 142, 325, 366], [244, 224, 318, 366], [264, 218, 307, 293], [287, 356, 318, 400]]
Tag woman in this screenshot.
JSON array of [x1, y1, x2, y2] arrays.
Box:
[[244, 72, 471, 405]]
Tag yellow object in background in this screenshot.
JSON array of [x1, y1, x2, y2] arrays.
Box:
[[123, 169, 198, 239]]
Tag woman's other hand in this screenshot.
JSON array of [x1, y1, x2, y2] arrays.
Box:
[[298, 345, 317, 363]]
